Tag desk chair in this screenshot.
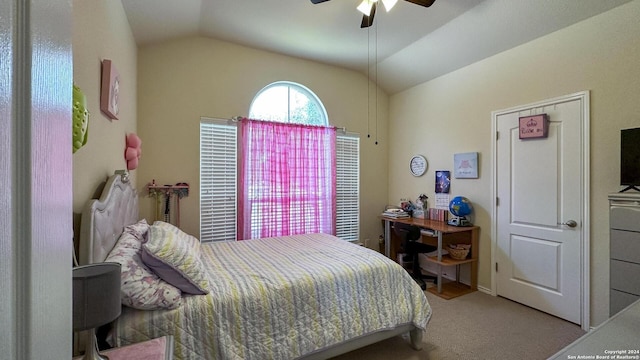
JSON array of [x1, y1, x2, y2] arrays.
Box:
[[394, 222, 438, 290]]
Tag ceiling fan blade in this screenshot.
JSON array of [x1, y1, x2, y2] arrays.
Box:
[[310, 0, 330, 4], [404, 0, 436, 7], [360, 2, 376, 28]]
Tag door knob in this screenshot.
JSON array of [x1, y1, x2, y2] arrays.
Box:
[[560, 220, 578, 228]]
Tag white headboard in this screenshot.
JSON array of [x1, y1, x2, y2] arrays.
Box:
[[78, 174, 139, 265]]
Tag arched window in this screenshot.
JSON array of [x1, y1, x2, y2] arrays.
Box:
[[200, 82, 359, 243], [249, 82, 328, 126]]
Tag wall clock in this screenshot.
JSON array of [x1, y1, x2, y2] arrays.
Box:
[[410, 155, 428, 177]]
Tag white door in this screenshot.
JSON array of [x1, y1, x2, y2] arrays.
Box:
[[0, 0, 73, 358], [493, 92, 589, 326]]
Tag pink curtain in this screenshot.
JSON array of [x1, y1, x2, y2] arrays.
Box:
[[238, 118, 336, 240]]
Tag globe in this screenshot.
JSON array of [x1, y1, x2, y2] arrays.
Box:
[[449, 196, 473, 217]]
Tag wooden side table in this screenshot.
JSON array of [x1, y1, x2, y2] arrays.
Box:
[[74, 336, 174, 360]]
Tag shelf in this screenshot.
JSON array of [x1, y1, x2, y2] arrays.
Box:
[[427, 281, 474, 300], [425, 254, 476, 266]]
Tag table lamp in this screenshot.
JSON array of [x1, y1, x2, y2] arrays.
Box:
[[73, 263, 121, 360]]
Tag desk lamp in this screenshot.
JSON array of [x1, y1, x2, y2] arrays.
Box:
[[73, 263, 121, 360]]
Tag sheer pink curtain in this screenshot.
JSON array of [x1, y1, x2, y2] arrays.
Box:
[[238, 118, 336, 240]]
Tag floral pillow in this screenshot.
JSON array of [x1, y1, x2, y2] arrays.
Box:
[[141, 222, 209, 295], [124, 218, 150, 242], [105, 231, 183, 310]]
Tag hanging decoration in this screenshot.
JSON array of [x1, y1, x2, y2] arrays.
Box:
[[519, 114, 549, 139], [125, 133, 142, 170], [72, 84, 90, 153]]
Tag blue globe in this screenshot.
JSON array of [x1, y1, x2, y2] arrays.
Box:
[[449, 196, 473, 217]]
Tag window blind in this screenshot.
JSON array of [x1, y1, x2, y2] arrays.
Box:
[[336, 133, 360, 242], [200, 119, 237, 242]]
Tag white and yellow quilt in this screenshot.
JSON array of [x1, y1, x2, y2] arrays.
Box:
[[112, 233, 431, 359]]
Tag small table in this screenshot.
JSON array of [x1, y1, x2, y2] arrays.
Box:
[[380, 216, 480, 299], [74, 336, 174, 360]]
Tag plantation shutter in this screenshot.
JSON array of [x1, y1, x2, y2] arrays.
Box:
[[335, 133, 360, 242], [200, 118, 237, 242]]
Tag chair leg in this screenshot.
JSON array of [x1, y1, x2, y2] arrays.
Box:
[[411, 253, 427, 290], [413, 253, 437, 285]]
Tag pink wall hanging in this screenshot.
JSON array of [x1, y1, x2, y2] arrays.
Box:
[[125, 133, 142, 170]]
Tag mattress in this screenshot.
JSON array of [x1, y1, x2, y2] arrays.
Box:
[[112, 233, 431, 359]]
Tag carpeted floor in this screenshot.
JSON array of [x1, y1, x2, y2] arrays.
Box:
[[331, 290, 586, 360]]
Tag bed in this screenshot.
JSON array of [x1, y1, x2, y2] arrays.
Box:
[[79, 174, 431, 359]]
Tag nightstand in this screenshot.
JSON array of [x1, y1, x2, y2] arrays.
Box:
[[74, 335, 174, 360]]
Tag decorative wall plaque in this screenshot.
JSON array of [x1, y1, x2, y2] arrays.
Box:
[[519, 114, 548, 139]]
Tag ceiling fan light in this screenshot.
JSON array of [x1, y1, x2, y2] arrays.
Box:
[[382, 0, 398, 12], [357, 0, 374, 16]]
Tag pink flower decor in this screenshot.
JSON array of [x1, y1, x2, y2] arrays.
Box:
[[125, 133, 142, 170]]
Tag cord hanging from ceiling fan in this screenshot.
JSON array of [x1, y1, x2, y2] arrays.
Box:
[[365, 17, 379, 145], [374, 21, 378, 145]]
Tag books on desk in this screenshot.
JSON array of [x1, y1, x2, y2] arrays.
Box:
[[382, 209, 410, 218], [427, 208, 449, 222]]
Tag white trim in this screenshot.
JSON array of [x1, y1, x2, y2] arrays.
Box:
[[490, 91, 590, 330]]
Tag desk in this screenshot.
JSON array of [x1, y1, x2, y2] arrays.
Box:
[[380, 216, 479, 299]]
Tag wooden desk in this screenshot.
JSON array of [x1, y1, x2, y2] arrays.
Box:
[[380, 216, 479, 299]]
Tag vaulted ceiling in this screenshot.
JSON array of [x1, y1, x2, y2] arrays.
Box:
[[122, 0, 632, 94]]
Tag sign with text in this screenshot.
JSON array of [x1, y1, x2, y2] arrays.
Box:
[[519, 114, 549, 139]]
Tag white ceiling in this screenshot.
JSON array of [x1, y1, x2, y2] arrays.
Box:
[[122, 0, 632, 94]]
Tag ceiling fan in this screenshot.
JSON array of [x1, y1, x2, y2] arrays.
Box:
[[310, 0, 436, 28]]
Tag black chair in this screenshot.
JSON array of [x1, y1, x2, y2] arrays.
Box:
[[393, 222, 438, 290]]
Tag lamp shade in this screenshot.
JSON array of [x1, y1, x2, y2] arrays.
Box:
[[73, 263, 121, 332]]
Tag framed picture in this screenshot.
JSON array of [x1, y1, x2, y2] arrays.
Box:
[[435, 170, 451, 193], [454, 152, 479, 179], [100, 59, 120, 120]]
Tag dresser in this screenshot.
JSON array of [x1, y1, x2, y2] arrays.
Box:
[[609, 192, 640, 316]]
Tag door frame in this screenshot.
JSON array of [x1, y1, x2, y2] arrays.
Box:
[[490, 91, 590, 330]]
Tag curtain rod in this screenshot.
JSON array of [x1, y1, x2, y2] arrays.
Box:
[[228, 116, 347, 133]]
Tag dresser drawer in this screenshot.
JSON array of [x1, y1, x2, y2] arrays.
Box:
[[610, 229, 640, 263], [610, 205, 640, 232], [611, 260, 640, 295]]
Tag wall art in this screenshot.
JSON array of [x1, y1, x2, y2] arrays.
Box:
[[100, 59, 120, 120], [454, 152, 479, 179]]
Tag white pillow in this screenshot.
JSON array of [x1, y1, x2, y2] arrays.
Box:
[[105, 230, 183, 310]]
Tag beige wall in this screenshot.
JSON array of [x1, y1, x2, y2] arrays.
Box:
[[136, 36, 389, 246], [72, 0, 137, 225], [389, 0, 640, 325]]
